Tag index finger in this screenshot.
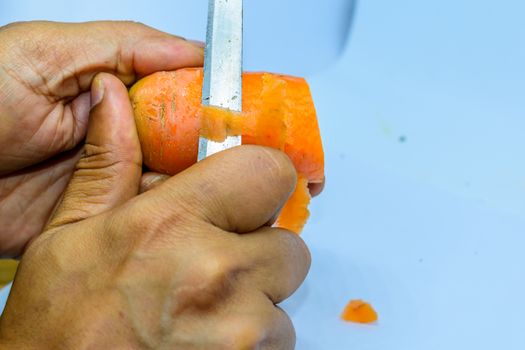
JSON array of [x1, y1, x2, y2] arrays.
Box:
[[3, 20, 204, 98]]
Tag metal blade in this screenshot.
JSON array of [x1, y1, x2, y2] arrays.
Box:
[[197, 0, 243, 161]]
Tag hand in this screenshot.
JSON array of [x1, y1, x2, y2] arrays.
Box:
[[0, 21, 204, 257], [0, 73, 310, 349]]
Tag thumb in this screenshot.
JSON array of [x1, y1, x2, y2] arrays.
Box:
[[46, 73, 142, 229]]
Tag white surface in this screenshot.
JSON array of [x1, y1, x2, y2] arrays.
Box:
[[284, 0, 525, 349]]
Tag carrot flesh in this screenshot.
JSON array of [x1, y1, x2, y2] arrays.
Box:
[[341, 300, 378, 324], [274, 174, 311, 233], [130, 68, 324, 184]]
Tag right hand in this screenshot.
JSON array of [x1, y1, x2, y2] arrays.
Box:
[[0, 74, 310, 349]]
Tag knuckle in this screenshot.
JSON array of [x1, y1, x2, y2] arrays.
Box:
[[224, 319, 267, 350], [172, 249, 233, 315], [110, 20, 157, 41], [174, 251, 236, 311], [105, 20, 146, 34], [235, 325, 266, 349], [275, 308, 296, 349], [288, 230, 311, 269], [274, 228, 312, 273], [263, 229, 311, 302], [194, 251, 235, 290]]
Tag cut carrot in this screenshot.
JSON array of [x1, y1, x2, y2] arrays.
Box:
[[129, 68, 324, 233], [199, 105, 286, 151], [130, 68, 324, 184], [341, 300, 378, 324], [274, 174, 311, 233]]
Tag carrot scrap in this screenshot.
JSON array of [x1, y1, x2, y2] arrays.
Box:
[[341, 300, 378, 324], [274, 174, 311, 233]]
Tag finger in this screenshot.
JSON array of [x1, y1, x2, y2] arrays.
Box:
[[2, 21, 204, 170], [9, 20, 204, 98], [0, 147, 82, 258], [261, 306, 296, 350], [56, 20, 203, 152], [238, 227, 311, 304], [208, 300, 295, 350], [139, 172, 171, 193], [46, 73, 142, 229], [140, 146, 297, 233], [308, 180, 325, 197]]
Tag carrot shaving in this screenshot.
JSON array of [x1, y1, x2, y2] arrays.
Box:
[[341, 300, 378, 324]]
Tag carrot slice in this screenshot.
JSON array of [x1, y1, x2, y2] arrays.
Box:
[[274, 174, 311, 233], [341, 300, 378, 324]]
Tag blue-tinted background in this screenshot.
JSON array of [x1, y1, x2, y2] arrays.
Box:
[[1, 1, 525, 349]]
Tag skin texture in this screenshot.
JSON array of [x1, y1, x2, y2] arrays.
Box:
[[0, 21, 312, 348], [0, 21, 204, 257], [0, 72, 310, 349]]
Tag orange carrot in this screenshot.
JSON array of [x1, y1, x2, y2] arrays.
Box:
[[130, 68, 324, 233], [341, 300, 378, 324], [130, 68, 324, 184], [274, 174, 311, 233]]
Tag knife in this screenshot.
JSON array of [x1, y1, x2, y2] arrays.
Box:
[[197, 0, 243, 161]]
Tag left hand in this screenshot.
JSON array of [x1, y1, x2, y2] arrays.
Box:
[[0, 21, 204, 257]]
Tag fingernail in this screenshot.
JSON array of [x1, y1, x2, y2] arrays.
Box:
[[139, 174, 170, 193], [188, 40, 205, 49], [90, 77, 105, 110]]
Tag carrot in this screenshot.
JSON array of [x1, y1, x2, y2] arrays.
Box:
[[129, 68, 324, 233], [341, 300, 378, 324], [274, 174, 311, 233]]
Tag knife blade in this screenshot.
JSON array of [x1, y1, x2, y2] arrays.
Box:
[[197, 0, 243, 161]]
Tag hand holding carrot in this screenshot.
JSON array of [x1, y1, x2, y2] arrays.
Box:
[[0, 73, 309, 349], [0, 21, 203, 257]]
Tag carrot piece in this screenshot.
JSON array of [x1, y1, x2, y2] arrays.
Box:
[[341, 300, 378, 324], [199, 106, 244, 142], [274, 174, 311, 233]]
